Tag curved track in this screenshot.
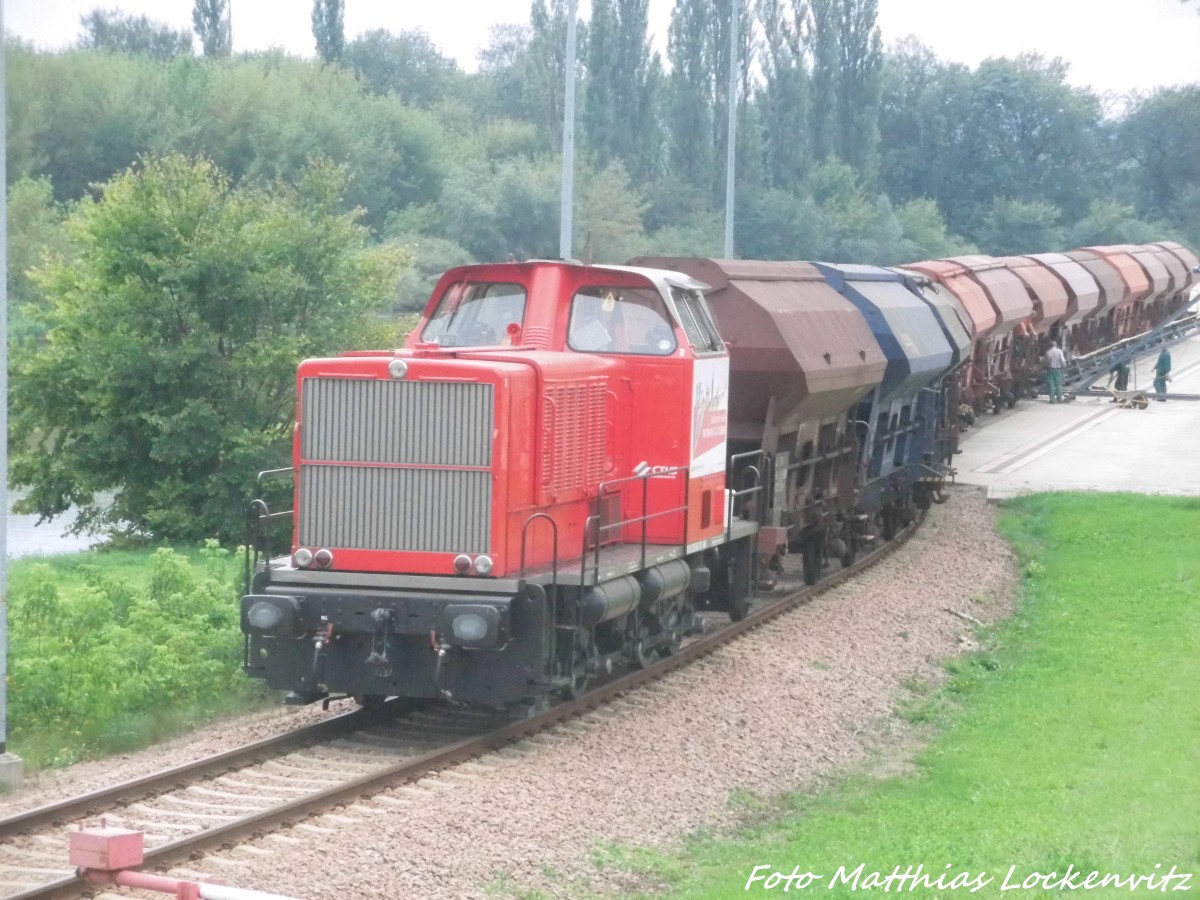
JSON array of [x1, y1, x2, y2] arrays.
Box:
[[0, 515, 920, 900]]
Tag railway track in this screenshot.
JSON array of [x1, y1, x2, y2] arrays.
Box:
[[0, 515, 920, 900]]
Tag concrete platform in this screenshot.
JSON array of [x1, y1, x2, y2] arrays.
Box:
[[954, 331, 1200, 500]]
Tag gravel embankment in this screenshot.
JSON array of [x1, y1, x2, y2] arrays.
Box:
[[5, 486, 1019, 899]]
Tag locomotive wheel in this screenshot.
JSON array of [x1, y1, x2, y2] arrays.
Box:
[[801, 539, 822, 586], [631, 639, 656, 669], [915, 485, 932, 511], [991, 394, 1002, 415], [562, 640, 591, 699], [657, 608, 683, 657], [564, 656, 590, 699], [354, 693, 387, 709], [1005, 390, 1017, 409]]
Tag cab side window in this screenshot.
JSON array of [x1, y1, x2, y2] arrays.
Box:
[[673, 288, 723, 354]]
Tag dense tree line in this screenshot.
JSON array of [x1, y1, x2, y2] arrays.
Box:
[[6, 0, 1198, 542]]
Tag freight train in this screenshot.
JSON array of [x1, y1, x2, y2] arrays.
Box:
[[240, 243, 1198, 709]]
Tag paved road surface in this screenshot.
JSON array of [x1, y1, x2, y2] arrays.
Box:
[[954, 331, 1200, 500]]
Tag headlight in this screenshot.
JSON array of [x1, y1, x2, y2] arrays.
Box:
[[473, 554, 494, 575], [242, 595, 304, 637], [451, 613, 489, 642], [293, 548, 313, 568], [439, 604, 507, 648], [314, 548, 334, 568]]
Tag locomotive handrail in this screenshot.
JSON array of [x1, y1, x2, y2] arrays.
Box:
[[581, 466, 691, 585], [726, 449, 767, 539], [519, 513, 560, 682], [244, 467, 295, 594]]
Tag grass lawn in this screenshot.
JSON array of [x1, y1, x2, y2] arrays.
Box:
[[608, 493, 1199, 897]]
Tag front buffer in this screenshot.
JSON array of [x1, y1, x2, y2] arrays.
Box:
[[242, 567, 549, 706]]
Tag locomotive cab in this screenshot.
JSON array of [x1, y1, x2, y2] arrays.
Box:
[[241, 261, 754, 708]]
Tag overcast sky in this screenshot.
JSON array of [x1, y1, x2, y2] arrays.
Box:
[[5, 0, 1199, 96]]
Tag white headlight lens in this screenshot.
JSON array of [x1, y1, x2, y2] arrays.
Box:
[[388, 359, 409, 379], [473, 554, 494, 575], [247, 603, 283, 631], [451, 613, 489, 642], [293, 548, 314, 568]]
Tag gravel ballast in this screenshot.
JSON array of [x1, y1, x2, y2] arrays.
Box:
[[4, 486, 1019, 899]]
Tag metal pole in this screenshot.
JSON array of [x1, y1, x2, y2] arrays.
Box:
[[1, 1, 9, 750], [0, 2, 20, 788], [559, 0, 578, 260], [723, 0, 738, 259]]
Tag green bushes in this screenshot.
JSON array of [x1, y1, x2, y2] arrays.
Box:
[[8, 543, 270, 769]]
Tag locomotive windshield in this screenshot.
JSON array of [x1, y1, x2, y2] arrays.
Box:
[[421, 281, 526, 347], [568, 286, 677, 355]]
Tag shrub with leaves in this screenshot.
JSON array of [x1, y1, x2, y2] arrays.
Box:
[[8, 544, 259, 767]]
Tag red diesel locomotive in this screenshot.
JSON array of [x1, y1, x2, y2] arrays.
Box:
[[242, 261, 764, 706]]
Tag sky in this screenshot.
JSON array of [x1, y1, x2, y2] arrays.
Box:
[[4, 0, 1200, 97]]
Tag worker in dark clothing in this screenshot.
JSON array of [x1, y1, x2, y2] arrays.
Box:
[[1107, 360, 1131, 392], [1153, 348, 1172, 399]]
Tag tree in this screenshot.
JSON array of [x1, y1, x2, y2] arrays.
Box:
[[903, 54, 1103, 240], [192, 0, 230, 58], [6, 178, 72, 343], [1066, 199, 1166, 248], [894, 198, 974, 261], [584, 0, 665, 182], [878, 39, 965, 204], [343, 29, 462, 107], [833, 0, 882, 179], [975, 197, 1064, 256], [78, 7, 193, 59], [1118, 86, 1200, 234], [666, 0, 716, 196], [311, 0, 345, 64], [756, 0, 811, 190], [11, 154, 407, 544]]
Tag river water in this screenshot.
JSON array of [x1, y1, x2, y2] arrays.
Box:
[[6, 494, 99, 559]]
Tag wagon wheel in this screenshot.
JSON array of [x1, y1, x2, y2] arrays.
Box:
[[915, 484, 933, 511], [877, 506, 896, 542], [840, 532, 858, 569]]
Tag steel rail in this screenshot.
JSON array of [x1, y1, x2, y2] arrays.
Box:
[[0, 704, 418, 837], [3, 514, 922, 900]]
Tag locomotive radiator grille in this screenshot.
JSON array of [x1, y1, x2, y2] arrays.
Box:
[[299, 377, 493, 553]]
